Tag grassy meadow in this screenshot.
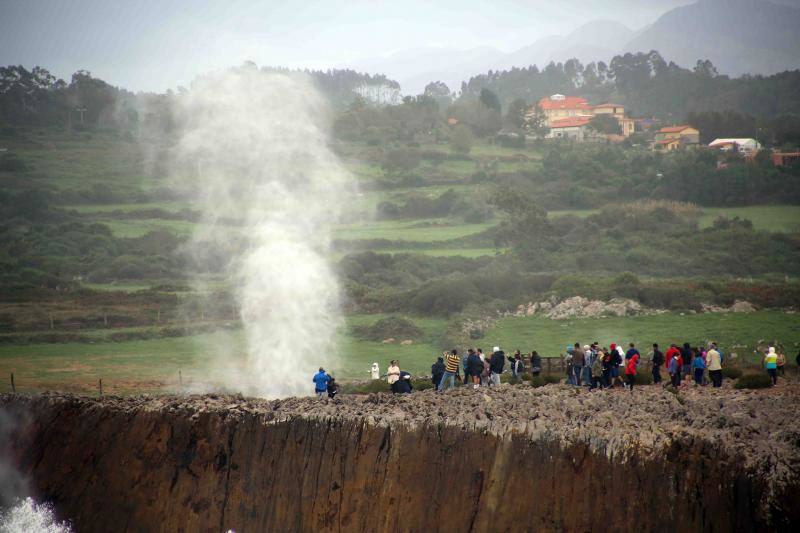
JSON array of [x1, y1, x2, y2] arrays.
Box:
[[2, 129, 799, 394], [1, 311, 797, 394]]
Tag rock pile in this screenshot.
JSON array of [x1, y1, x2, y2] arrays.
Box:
[[506, 296, 653, 319]]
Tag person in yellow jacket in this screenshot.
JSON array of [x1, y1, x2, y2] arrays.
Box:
[[763, 347, 778, 386], [706, 344, 723, 388]]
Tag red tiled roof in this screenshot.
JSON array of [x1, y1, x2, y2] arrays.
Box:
[[538, 95, 590, 111], [659, 125, 693, 133], [550, 117, 592, 129]]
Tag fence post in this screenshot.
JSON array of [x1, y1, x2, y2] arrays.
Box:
[[99, 379, 103, 397], [10, 373, 15, 394], [179, 370, 183, 389]]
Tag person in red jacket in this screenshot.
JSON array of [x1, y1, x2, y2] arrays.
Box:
[[624, 352, 639, 391], [664, 344, 681, 372]]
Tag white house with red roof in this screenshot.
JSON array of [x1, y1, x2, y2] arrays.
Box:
[[528, 94, 635, 140]]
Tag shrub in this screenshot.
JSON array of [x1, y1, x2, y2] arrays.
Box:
[[409, 278, 480, 315], [530, 374, 562, 387], [352, 316, 423, 342], [721, 367, 743, 380], [634, 373, 653, 385], [734, 373, 773, 389]]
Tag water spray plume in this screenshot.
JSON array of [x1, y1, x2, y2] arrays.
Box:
[[174, 65, 353, 398]]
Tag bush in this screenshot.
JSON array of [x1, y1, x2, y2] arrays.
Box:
[[734, 373, 773, 389], [721, 366, 743, 380], [530, 374, 562, 387], [352, 316, 423, 342], [634, 372, 653, 385]]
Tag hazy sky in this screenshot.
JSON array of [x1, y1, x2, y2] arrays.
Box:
[[1, 0, 690, 92]]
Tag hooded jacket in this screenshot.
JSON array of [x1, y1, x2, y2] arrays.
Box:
[[625, 353, 639, 375], [665, 346, 681, 369], [490, 350, 505, 374], [765, 347, 778, 369]]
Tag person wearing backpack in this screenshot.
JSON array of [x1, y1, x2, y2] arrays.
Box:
[[651, 343, 664, 384]]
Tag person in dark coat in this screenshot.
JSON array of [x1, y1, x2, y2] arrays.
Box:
[[529, 351, 542, 377], [651, 343, 664, 384], [431, 356, 445, 388], [467, 349, 484, 388], [489, 347, 505, 386], [681, 343, 693, 378], [392, 371, 413, 394], [327, 377, 339, 399]]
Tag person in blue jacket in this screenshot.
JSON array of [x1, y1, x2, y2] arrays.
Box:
[[313, 367, 331, 399]]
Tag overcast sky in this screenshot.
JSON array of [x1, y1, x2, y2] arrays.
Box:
[[0, 0, 691, 92]]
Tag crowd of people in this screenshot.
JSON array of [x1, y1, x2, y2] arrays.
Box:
[[313, 342, 797, 397]]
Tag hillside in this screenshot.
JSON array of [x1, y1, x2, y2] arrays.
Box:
[[624, 0, 800, 76]]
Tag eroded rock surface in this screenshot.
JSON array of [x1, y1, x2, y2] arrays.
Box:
[[2, 384, 798, 532]]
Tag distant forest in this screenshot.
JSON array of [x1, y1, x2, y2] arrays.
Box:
[[1, 51, 800, 147]]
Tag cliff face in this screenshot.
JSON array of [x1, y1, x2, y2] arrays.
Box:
[[2, 387, 798, 532]]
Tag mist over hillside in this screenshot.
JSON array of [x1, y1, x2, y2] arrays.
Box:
[[344, 0, 800, 95]]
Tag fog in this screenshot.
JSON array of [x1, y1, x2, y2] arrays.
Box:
[[173, 65, 353, 398], [0, 0, 691, 92]]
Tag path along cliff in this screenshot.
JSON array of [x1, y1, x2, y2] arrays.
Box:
[[1, 383, 798, 532]]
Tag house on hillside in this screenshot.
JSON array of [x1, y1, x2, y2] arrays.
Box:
[[592, 103, 635, 137], [652, 125, 700, 151], [546, 117, 593, 140], [709, 138, 762, 155], [528, 94, 635, 138]]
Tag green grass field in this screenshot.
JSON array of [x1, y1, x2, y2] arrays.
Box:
[[1, 311, 796, 394]]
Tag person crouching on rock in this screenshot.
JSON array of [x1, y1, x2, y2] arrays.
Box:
[[313, 368, 331, 399], [392, 371, 413, 394]]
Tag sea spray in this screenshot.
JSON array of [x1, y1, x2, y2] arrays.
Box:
[[0, 498, 71, 533], [173, 65, 353, 398]]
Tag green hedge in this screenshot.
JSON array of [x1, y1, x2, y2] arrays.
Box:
[[734, 373, 773, 389], [722, 366, 743, 380]]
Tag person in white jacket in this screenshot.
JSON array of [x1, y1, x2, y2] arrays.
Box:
[[370, 362, 380, 380]]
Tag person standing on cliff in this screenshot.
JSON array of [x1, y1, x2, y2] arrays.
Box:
[[467, 348, 484, 389], [387, 360, 401, 385], [439, 349, 461, 391], [624, 350, 639, 391], [706, 343, 722, 388], [313, 368, 331, 399], [571, 343, 585, 386], [431, 356, 445, 388], [763, 347, 779, 386], [651, 343, 664, 385]]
